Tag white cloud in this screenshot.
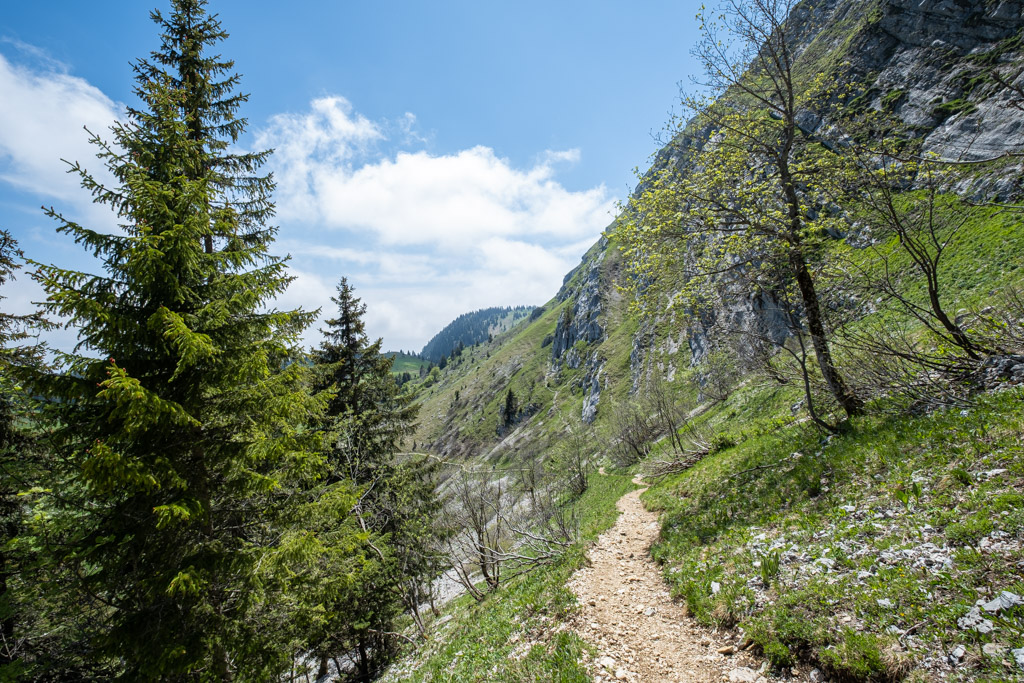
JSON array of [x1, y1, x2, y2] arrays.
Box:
[[311, 146, 612, 248], [0, 50, 122, 206], [258, 96, 616, 350], [542, 148, 581, 165], [280, 233, 597, 352], [0, 53, 617, 353], [259, 97, 615, 248], [256, 96, 384, 223], [398, 112, 429, 145]]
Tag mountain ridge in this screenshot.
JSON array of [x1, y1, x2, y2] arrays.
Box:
[[418, 305, 535, 363]]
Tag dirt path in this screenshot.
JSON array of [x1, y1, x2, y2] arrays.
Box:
[[568, 478, 764, 683]]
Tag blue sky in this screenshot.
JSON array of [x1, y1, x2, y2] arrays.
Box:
[[0, 1, 702, 353]]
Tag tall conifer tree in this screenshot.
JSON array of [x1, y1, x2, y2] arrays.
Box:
[[313, 277, 417, 482], [29, 2, 323, 678], [0, 232, 52, 679], [310, 278, 439, 680]]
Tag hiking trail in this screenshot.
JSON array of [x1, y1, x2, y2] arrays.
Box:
[[568, 476, 767, 683]]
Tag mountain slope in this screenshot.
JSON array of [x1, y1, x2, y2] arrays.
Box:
[[391, 2, 1024, 680], [419, 305, 535, 363], [410, 0, 1024, 457]]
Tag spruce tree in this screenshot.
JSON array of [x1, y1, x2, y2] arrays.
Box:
[[503, 387, 518, 428], [313, 277, 417, 481], [0, 231, 52, 679], [29, 2, 323, 678], [310, 277, 439, 680]]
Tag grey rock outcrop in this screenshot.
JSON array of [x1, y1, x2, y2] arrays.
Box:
[[581, 352, 605, 424], [550, 241, 610, 423], [629, 320, 657, 392], [625, 0, 1024, 379], [688, 290, 796, 367], [551, 251, 605, 363]]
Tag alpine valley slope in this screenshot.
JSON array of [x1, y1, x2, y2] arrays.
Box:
[[388, 1, 1024, 681], [410, 0, 1024, 464]]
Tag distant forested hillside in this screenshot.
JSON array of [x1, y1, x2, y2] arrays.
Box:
[[420, 305, 535, 362]]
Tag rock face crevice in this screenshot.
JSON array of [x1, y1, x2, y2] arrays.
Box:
[[581, 352, 605, 424], [551, 245, 608, 423]]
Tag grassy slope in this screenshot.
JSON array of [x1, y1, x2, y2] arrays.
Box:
[[388, 199, 1024, 682], [631, 200, 1024, 681], [380, 471, 637, 682], [645, 389, 1024, 682], [405, 238, 640, 460], [387, 352, 427, 376]]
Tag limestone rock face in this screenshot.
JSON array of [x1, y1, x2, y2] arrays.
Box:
[[551, 241, 609, 422], [626, 0, 1024, 377], [869, 0, 1024, 171], [649, 0, 1024, 182], [581, 352, 605, 424], [551, 251, 605, 364]]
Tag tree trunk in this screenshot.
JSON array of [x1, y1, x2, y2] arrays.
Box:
[[357, 638, 370, 682], [214, 644, 232, 682], [926, 273, 982, 359], [777, 134, 861, 419], [790, 250, 863, 417]]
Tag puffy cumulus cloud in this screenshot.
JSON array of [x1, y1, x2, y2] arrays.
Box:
[[259, 96, 615, 247], [312, 146, 612, 248], [260, 96, 616, 351], [255, 96, 384, 223], [0, 49, 122, 205]]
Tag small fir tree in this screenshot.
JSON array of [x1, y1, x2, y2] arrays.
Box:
[[310, 277, 440, 679], [503, 387, 518, 428]]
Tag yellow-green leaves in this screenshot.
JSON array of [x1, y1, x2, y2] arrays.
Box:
[[151, 306, 218, 380], [166, 567, 206, 597], [153, 499, 202, 529], [81, 440, 161, 495], [96, 361, 199, 432]]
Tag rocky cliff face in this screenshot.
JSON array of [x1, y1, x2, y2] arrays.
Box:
[[834, 0, 1024, 183], [550, 241, 609, 422], [622, 0, 1024, 394], [551, 249, 605, 367]]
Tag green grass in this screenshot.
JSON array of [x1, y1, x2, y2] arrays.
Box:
[[644, 389, 1024, 681], [381, 471, 636, 682], [387, 352, 427, 376], [396, 169, 1024, 680], [932, 98, 979, 120]]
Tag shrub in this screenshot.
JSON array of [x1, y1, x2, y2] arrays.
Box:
[[819, 630, 887, 680]]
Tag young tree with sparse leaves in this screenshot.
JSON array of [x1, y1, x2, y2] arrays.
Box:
[[619, 0, 863, 424]]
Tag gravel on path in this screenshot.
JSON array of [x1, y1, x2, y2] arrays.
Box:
[[568, 479, 766, 683]]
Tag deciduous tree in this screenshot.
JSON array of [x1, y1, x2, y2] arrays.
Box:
[[619, 0, 863, 422]]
